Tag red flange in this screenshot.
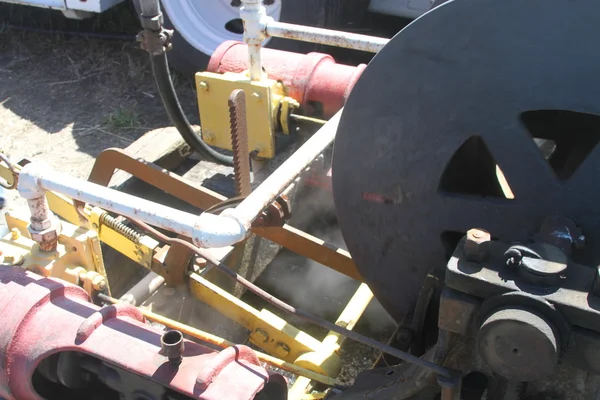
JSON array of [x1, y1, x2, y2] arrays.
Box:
[[207, 41, 366, 118], [0, 266, 286, 400]]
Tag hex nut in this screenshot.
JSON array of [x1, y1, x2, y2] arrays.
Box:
[[30, 218, 53, 231], [464, 228, 491, 263], [28, 216, 61, 252]]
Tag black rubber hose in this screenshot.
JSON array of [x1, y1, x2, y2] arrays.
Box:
[[150, 53, 234, 165]]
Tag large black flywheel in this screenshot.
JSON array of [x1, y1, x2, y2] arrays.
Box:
[[332, 0, 600, 323]]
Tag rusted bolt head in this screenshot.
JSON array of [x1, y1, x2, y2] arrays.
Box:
[[464, 228, 491, 263]]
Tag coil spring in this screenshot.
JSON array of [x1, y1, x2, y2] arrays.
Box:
[[99, 214, 143, 244]]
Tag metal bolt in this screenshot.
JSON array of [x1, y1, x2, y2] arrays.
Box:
[[464, 228, 491, 263], [252, 92, 261, 100], [92, 223, 99, 230], [2, 252, 24, 266], [203, 131, 215, 143], [10, 228, 20, 240], [275, 342, 290, 358], [199, 81, 209, 91], [253, 328, 269, 343]]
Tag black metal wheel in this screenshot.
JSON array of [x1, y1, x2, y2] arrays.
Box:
[[332, 0, 600, 322]]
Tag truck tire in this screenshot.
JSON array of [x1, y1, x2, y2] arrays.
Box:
[[134, 0, 367, 77]]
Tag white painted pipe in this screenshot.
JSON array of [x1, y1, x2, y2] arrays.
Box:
[[265, 21, 389, 53], [240, 0, 267, 81], [230, 110, 342, 229], [17, 111, 342, 248], [17, 162, 246, 249]]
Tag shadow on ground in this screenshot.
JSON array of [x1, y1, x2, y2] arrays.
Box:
[[0, 2, 200, 159]]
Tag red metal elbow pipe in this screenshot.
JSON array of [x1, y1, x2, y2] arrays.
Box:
[[207, 40, 366, 118], [0, 266, 286, 400]]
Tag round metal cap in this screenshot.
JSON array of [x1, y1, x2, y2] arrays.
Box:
[[477, 307, 559, 381]]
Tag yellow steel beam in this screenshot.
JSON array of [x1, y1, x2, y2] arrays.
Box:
[[99, 293, 340, 387], [188, 272, 342, 376], [290, 283, 374, 400]]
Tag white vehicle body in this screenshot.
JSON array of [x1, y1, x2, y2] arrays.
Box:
[[0, 0, 429, 20], [1, 0, 124, 18]]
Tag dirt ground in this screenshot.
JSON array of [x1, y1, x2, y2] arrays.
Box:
[[0, 3, 397, 387]]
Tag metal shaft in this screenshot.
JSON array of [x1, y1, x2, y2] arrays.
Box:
[[229, 90, 252, 197], [138, 0, 161, 18], [231, 110, 341, 229], [266, 21, 389, 53]]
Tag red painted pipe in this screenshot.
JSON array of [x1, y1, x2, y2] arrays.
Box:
[[207, 41, 366, 118], [0, 266, 286, 400]]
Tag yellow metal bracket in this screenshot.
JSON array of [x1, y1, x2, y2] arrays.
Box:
[[195, 71, 287, 159], [87, 207, 158, 269], [2, 212, 111, 296], [280, 96, 300, 135], [189, 272, 342, 377], [0, 159, 159, 272]]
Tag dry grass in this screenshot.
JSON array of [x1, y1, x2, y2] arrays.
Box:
[[0, 2, 199, 185]]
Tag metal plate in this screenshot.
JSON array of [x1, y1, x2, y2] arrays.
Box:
[[332, 0, 600, 322]]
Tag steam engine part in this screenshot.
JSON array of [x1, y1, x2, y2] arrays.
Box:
[[0, 212, 109, 299], [437, 218, 600, 397], [207, 41, 366, 118], [331, 0, 600, 397], [332, 0, 600, 324], [0, 266, 287, 400]]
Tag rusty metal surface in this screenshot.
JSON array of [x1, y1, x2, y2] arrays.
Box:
[[332, 0, 600, 323], [437, 288, 480, 336], [0, 266, 286, 399], [89, 148, 226, 207], [229, 89, 252, 197], [252, 225, 362, 281], [89, 147, 361, 280], [163, 236, 197, 287]]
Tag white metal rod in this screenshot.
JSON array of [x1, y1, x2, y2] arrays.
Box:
[[17, 163, 247, 249], [240, 0, 265, 81], [248, 43, 263, 81], [38, 171, 196, 237], [231, 110, 342, 229], [266, 21, 389, 53]]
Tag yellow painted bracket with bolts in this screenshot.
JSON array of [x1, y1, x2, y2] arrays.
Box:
[[1, 211, 110, 298], [196, 71, 299, 159]]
